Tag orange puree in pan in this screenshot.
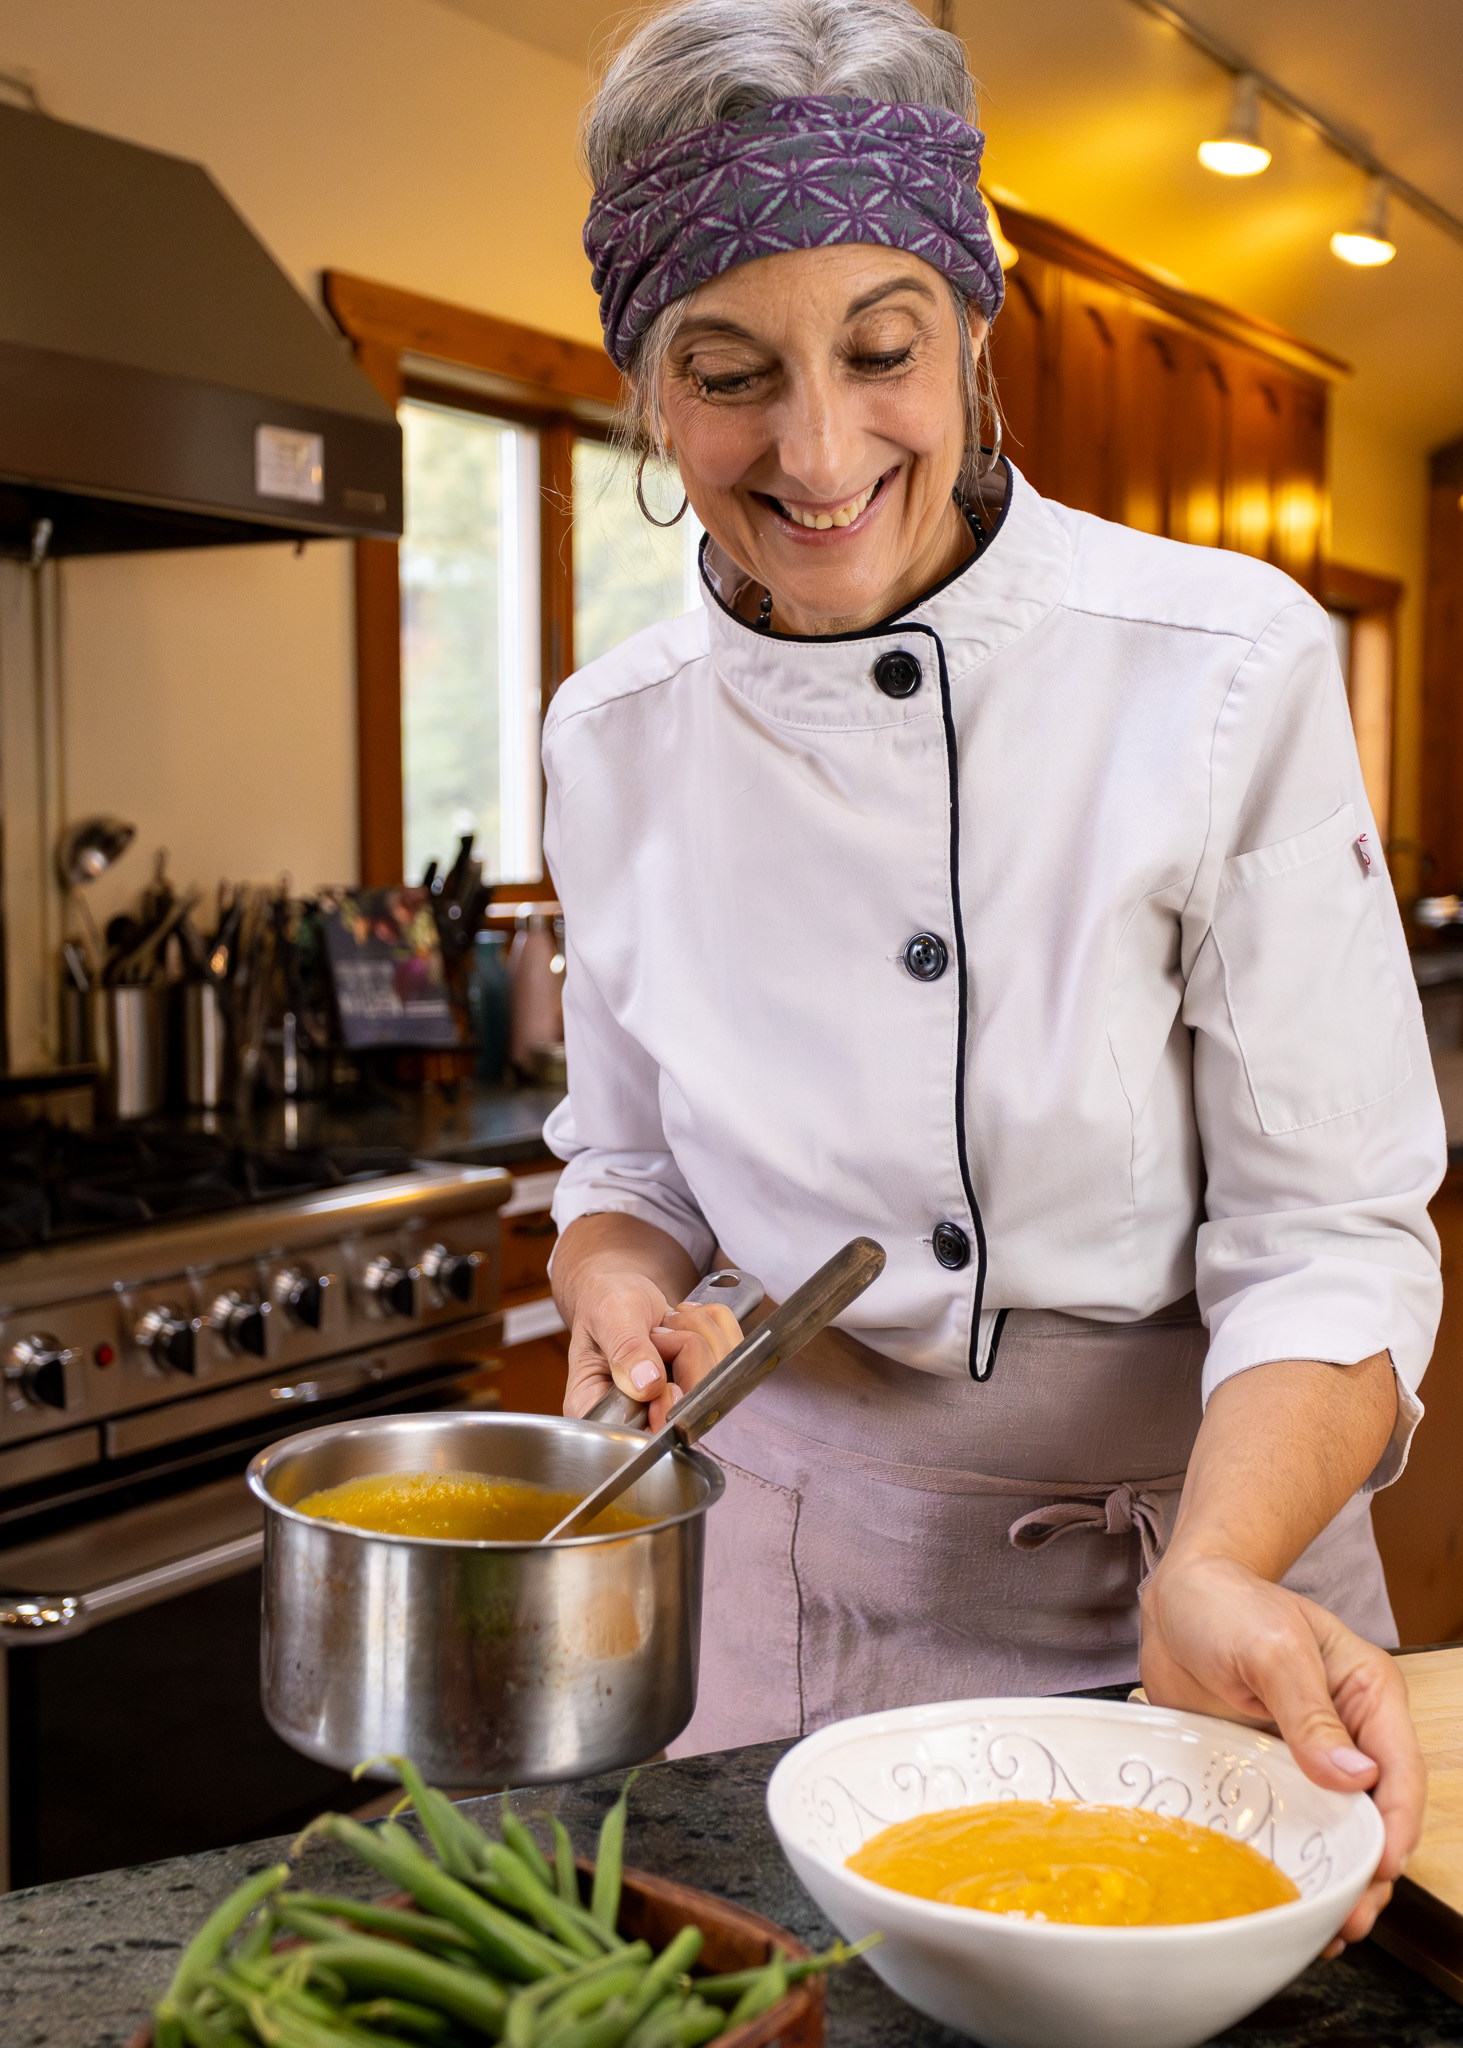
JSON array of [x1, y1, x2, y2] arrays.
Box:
[[294, 1469, 650, 1540], [846, 1800, 1299, 1926]]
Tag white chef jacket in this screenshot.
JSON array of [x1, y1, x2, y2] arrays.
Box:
[[542, 463, 1444, 1477]]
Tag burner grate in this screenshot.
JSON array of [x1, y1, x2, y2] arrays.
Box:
[[0, 1124, 416, 1251]]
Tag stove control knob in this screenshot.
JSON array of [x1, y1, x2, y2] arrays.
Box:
[[421, 1243, 482, 1307], [5, 1333, 72, 1410], [135, 1306, 197, 1375], [210, 1291, 270, 1358], [362, 1255, 418, 1319], [275, 1268, 331, 1330]]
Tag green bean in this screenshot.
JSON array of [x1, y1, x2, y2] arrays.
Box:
[[307, 1935, 510, 2035], [239, 1986, 394, 2048], [175, 2006, 253, 2048], [502, 1944, 652, 2048], [501, 1799, 556, 1892], [162, 1861, 291, 2011], [279, 1893, 477, 1955], [478, 1842, 604, 1960], [622, 1991, 681, 2048], [590, 1777, 637, 1933], [538, 1999, 637, 2048], [693, 1932, 880, 2002], [358, 1755, 489, 1881], [153, 2012, 186, 2048], [346, 1994, 460, 2040], [623, 1927, 701, 2026], [625, 1996, 722, 2048], [726, 1953, 786, 2029], [538, 1960, 647, 2036], [318, 1815, 572, 1980], [551, 1820, 579, 1908]]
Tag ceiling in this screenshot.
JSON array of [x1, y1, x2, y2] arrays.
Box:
[[431, 0, 1463, 455]]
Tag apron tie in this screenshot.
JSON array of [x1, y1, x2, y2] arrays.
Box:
[[1007, 1477, 1185, 1581]]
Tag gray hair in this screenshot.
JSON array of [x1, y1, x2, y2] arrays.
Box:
[[583, 0, 1001, 503]]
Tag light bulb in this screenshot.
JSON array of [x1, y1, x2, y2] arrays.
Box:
[[1332, 176, 1396, 266], [1199, 74, 1271, 177]]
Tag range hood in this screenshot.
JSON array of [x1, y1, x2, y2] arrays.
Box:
[[0, 103, 402, 556]]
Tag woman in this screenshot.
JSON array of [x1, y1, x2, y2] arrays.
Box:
[[545, 0, 1442, 1946]]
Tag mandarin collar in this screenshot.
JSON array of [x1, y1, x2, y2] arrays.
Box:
[[700, 462, 1072, 731]]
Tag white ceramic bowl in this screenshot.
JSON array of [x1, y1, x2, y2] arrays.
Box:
[[767, 1696, 1384, 2048]]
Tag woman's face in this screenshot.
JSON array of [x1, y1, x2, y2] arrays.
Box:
[[658, 245, 985, 637]]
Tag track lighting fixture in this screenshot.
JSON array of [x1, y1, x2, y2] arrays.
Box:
[[1331, 177, 1397, 267], [1198, 74, 1271, 177]]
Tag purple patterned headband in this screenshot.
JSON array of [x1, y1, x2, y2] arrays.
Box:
[[584, 94, 1004, 371]]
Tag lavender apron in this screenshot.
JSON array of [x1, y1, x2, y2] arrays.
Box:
[[668, 1295, 1396, 1758]]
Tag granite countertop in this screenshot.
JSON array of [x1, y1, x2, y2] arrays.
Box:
[[3, 1737, 1462, 2048]]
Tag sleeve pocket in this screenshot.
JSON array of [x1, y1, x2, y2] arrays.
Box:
[[1211, 802, 1411, 1135]]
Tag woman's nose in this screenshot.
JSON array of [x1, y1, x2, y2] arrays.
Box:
[[771, 374, 866, 502]]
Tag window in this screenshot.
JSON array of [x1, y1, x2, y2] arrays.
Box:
[[400, 401, 542, 884], [325, 273, 706, 888], [571, 440, 702, 671]]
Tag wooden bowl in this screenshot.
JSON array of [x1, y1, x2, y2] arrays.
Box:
[[127, 1862, 822, 2048]]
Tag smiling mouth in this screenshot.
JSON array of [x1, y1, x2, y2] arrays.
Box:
[[767, 472, 889, 530]]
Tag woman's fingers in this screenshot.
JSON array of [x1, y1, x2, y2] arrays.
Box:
[[1142, 1552, 1425, 1949], [563, 1279, 671, 1417], [651, 1301, 745, 1396]]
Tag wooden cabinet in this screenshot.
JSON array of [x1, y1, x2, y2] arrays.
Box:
[[988, 204, 1338, 595]]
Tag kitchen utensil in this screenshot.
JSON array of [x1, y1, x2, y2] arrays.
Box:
[[587, 1265, 766, 1429], [113, 888, 199, 983], [546, 1236, 886, 1541], [56, 814, 135, 888], [92, 984, 166, 1118], [508, 914, 563, 1075], [176, 980, 229, 1108], [767, 1695, 1383, 2048], [1372, 1646, 1463, 2003], [249, 1410, 725, 1786]]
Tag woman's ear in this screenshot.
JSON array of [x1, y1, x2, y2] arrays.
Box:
[[966, 307, 990, 352]]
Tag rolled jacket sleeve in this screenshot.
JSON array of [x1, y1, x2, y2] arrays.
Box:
[[1182, 600, 1445, 1485]]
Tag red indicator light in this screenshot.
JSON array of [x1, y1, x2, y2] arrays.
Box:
[[94, 1343, 116, 1368]]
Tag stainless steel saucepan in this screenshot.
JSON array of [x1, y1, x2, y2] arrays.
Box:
[[249, 1238, 884, 1786]]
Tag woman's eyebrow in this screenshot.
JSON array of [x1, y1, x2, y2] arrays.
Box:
[[844, 277, 937, 316], [675, 316, 760, 343]]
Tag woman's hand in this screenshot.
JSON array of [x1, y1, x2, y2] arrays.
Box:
[[1141, 1549, 1424, 1950], [565, 1279, 743, 1428], [554, 1213, 744, 1429]]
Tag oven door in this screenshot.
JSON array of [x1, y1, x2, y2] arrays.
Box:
[[0, 1333, 498, 1890]]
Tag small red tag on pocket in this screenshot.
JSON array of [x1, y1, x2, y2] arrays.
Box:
[[1355, 833, 1374, 874]]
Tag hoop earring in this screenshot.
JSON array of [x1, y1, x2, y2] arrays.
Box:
[[977, 412, 1003, 480], [635, 452, 688, 528]]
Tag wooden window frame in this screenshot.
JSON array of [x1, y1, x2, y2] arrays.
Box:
[[324, 272, 623, 888], [1322, 560, 1403, 844]]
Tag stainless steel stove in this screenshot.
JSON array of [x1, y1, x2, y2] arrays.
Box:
[[0, 1139, 512, 1889]]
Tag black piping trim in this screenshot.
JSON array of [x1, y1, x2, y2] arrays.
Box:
[[929, 627, 991, 1381], [700, 457, 1015, 648], [986, 1307, 1010, 1380]]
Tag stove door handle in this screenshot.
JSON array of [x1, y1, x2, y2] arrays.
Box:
[[0, 1529, 264, 1645]]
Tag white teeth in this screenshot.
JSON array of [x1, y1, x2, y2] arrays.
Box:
[[784, 479, 878, 529]]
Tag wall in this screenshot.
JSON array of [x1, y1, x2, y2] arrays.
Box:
[[1327, 389, 1430, 894], [0, 0, 595, 1062]]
